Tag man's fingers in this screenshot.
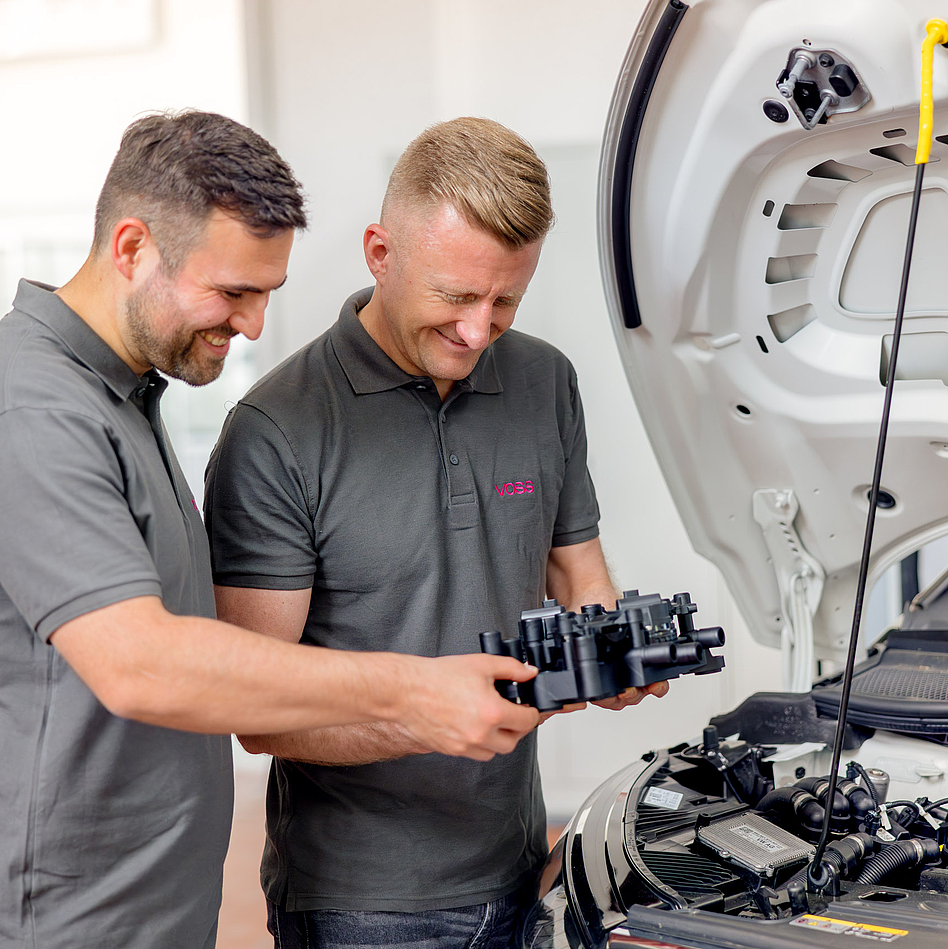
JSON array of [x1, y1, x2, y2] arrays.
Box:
[[590, 681, 670, 710], [591, 694, 628, 710], [485, 655, 537, 683], [497, 700, 540, 735], [440, 703, 538, 760], [407, 653, 541, 760], [537, 700, 589, 724]]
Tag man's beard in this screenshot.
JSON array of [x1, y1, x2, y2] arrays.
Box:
[[124, 272, 230, 387]]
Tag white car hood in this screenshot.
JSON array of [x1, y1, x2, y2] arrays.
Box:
[[599, 0, 948, 666]]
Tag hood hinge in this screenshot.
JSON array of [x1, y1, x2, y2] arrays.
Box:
[[753, 489, 826, 692]]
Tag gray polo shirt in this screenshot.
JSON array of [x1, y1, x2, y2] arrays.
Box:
[[0, 280, 233, 949], [205, 288, 600, 912]]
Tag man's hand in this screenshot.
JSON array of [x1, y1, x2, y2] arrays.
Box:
[[592, 679, 670, 711], [538, 680, 670, 722], [397, 653, 539, 761], [538, 701, 587, 725]]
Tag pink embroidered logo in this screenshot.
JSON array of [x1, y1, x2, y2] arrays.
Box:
[[494, 480, 535, 497]]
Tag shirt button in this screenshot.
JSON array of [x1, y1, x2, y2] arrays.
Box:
[[449, 453, 459, 465]]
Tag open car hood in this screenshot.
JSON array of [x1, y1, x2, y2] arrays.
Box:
[[598, 0, 948, 668]]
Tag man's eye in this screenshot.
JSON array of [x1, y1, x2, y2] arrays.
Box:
[[222, 290, 243, 301]]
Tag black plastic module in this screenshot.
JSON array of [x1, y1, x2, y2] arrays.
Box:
[[480, 590, 725, 711]]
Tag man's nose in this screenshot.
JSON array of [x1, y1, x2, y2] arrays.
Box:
[[455, 303, 493, 350], [231, 292, 269, 341]]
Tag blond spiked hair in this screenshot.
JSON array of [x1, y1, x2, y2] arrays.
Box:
[[381, 117, 553, 248]]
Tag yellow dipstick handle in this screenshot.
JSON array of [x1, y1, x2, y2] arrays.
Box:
[[917, 18, 948, 163]]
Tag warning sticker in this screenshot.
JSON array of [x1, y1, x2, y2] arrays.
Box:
[[642, 786, 683, 810], [790, 914, 908, 942]]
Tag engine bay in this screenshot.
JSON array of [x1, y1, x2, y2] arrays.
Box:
[[528, 712, 948, 948]]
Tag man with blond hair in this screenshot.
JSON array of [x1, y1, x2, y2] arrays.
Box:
[[0, 111, 538, 949], [205, 117, 665, 948]]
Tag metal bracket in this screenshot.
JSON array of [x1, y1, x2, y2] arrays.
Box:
[[776, 47, 870, 130], [753, 489, 825, 691]]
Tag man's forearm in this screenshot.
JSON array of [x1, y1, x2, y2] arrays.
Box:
[[54, 597, 420, 734], [51, 595, 541, 760], [240, 721, 431, 765], [546, 538, 620, 613]]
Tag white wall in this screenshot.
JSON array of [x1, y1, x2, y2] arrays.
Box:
[[251, 0, 783, 817], [0, 0, 255, 496], [0, 0, 247, 284], [0, 0, 784, 818]]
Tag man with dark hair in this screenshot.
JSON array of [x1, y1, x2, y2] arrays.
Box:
[[206, 117, 667, 949], [0, 110, 538, 949], [93, 110, 309, 277]]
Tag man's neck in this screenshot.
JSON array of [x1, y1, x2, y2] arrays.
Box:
[[357, 289, 454, 401], [56, 257, 148, 376]]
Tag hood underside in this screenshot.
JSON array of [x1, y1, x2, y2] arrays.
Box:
[[599, 0, 948, 665]]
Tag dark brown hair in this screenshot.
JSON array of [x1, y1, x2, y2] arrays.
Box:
[[94, 110, 307, 271]]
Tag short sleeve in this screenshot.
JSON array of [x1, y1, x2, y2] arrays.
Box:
[[551, 366, 601, 548], [0, 407, 162, 640], [204, 403, 317, 590]]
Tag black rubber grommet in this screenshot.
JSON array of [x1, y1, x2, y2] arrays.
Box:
[[763, 99, 790, 123]]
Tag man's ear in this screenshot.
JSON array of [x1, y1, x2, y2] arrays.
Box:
[[363, 222, 393, 281], [111, 218, 157, 281]]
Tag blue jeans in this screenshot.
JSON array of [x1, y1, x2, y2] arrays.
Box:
[[267, 885, 535, 949]]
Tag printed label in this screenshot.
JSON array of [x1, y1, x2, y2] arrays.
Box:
[[494, 480, 535, 496], [790, 915, 908, 942], [732, 823, 787, 854], [643, 787, 684, 810]]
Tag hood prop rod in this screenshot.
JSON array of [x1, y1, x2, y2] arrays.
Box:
[[807, 17, 948, 888]]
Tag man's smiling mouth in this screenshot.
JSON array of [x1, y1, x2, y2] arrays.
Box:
[[198, 329, 233, 347]]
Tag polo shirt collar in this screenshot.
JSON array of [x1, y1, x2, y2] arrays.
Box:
[[13, 278, 158, 402], [331, 287, 503, 396]]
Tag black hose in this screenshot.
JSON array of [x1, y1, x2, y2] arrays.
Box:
[[853, 838, 939, 885], [836, 779, 875, 820], [854, 844, 914, 884], [757, 786, 804, 811], [757, 787, 825, 838], [795, 777, 851, 830], [787, 833, 875, 889]]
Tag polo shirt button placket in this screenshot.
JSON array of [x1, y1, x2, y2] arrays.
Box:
[[438, 412, 455, 495]]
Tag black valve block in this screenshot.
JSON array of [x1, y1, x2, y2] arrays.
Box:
[[480, 590, 725, 711]]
